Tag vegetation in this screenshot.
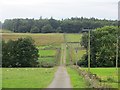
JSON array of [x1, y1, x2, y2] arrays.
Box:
[[82, 68, 118, 88], [2, 68, 56, 88], [1, 25, 119, 89], [79, 26, 120, 67], [2, 33, 64, 46], [67, 67, 87, 88], [39, 50, 56, 57], [38, 49, 60, 67], [65, 34, 82, 42], [30, 26, 40, 33], [2, 38, 39, 67], [0, 29, 12, 33], [2, 17, 117, 33]]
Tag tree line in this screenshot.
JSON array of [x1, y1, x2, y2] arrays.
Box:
[[2, 17, 117, 33], [79, 26, 120, 67]]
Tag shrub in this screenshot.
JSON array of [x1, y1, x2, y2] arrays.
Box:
[[2, 38, 39, 67]]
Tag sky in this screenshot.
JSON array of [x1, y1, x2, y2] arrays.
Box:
[[0, 0, 119, 22]]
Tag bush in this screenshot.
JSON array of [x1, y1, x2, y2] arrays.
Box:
[[2, 38, 39, 67]]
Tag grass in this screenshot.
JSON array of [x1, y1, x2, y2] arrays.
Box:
[[0, 29, 12, 33], [73, 49, 86, 61], [67, 67, 87, 88], [2, 33, 82, 46], [81, 68, 119, 88], [65, 34, 82, 42], [2, 33, 64, 46], [0, 68, 2, 89], [38, 48, 59, 67], [37, 45, 60, 50], [67, 47, 86, 64], [39, 50, 56, 57], [39, 57, 55, 64], [66, 48, 70, 65], [2, 68, 56, 88]]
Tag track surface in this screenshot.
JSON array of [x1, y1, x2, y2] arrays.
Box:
[[48, 44, 72, 88]]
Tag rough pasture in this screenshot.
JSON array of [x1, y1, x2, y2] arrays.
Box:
[[2, 33, 64, 46]]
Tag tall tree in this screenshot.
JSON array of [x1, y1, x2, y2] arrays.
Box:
[[79, 26, 118, 67]]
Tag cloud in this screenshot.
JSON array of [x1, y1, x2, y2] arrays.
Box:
[[0, 0, 119, 22]]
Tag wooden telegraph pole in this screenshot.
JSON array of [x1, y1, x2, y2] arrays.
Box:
[[117, 1, 120, 72], [82, 28, 91, 73], [116, 33, 118, 71], [88, 30, 91, 74]]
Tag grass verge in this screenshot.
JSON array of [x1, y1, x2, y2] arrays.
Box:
[[67, 66, 87, 88]]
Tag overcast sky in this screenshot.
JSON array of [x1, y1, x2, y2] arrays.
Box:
[[0, 0, 119, 22]]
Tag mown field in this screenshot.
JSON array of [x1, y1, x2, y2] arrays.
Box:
[[2, 68, 57, 88]]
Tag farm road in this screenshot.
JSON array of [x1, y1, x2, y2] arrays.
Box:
[[48, 44, 72, 88]]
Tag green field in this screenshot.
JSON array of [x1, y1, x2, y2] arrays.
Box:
[[39, 57, 55, 63], [2, 68, 56, 88], [38, 47, 60, 67], [65, 34, 82, 42], [39, 50, 56, 57], [81, 68, 119, 88]]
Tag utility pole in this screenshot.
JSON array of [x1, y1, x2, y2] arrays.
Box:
[[75, 48, 78, 66], [88, 30, 91, 74], [82, 28, 91, 73], [116, 34, 118, 71]]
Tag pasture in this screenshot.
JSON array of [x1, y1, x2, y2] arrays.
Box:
[[2, 68, 56, 88], [38, 49, 60, 67], [39, 49, 56, 57], [2, 33, 64, 46], [65, 34, 82, 42]]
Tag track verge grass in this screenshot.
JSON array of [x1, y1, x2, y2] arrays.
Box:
[[67, 66, 87, 88]]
